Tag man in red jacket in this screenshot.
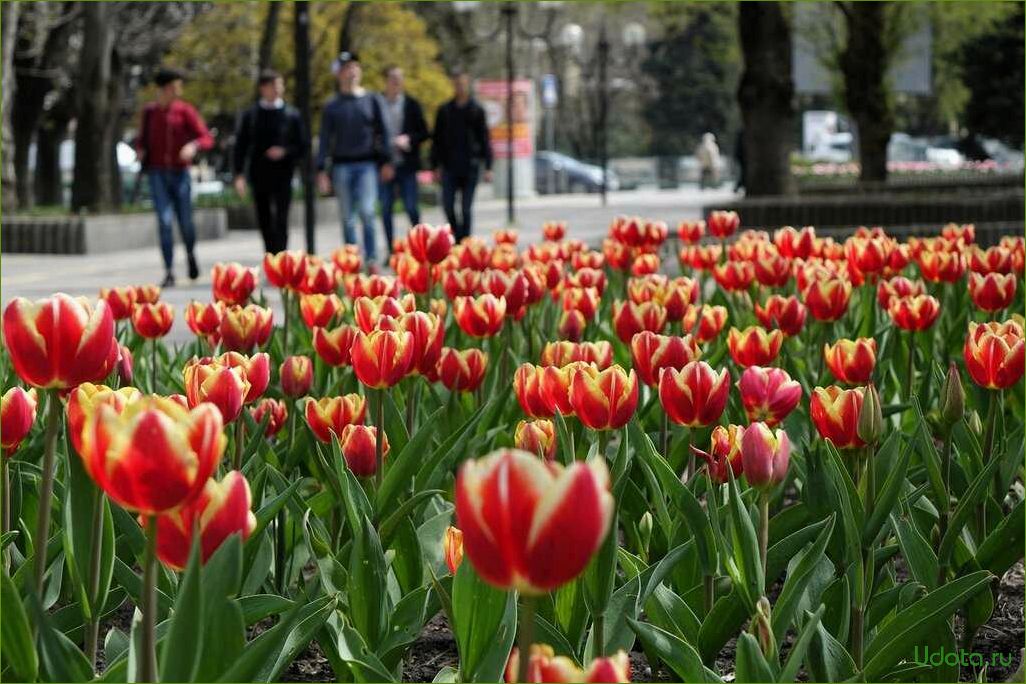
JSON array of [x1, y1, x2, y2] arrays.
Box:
[[135, 67, 214, 287]]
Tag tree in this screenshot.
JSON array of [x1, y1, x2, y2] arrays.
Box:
[[736, 1, 795, 196], [641, 4, 739, 157], [1, 2, 20, 210], [961, 3, 1024, 149]]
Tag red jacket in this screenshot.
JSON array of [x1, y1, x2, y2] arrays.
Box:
[[136, 100, 214, 170]]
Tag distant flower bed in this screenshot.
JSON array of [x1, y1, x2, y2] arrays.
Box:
[[793, 159, 1013, 178]]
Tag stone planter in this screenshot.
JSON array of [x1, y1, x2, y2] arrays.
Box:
[[1, 208, 228, 254]]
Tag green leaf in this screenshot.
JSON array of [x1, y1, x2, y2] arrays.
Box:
[[452, 561, 513, 682], [583, 510, 619, 618], [806, 610, 856, 682], [862, 434, 908, 545], [62, 451, 115, 622], [238, 594, 295, 625], [777, 605, 825, 683], [27, 589, 93, 682], [331, 621, 397, 682], [891, 511, 939, 591], [863, 570, 993, 681], [976, 498, 1025, 577], [1, 572, 37, 682], [375, 405, 445, 516], [553, 410, 575, 465], [378, 489, 444, 547], [725, 472, 763, 606], [735, 632, 775, 683], [627, 617, 722, 682], [771, 515, 834, 641], [347, 515, 388, 650], [937, 454, 1002, 564], [160, 535, 204, 682]]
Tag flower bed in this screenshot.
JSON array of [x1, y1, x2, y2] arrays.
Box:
[[1, 216, 1023, 683]]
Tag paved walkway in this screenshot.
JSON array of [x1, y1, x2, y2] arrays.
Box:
[[1, 186, 737, 342]]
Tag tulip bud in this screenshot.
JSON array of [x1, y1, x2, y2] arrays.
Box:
[[249, 398, 287, 437], [741, 422, 791, 491], [514, 419, 557, 460], [638, 511, 653, 554], [857, 383, 884, 446], [752, 596, 777, 660], [280, 355, 314, 397], [939, 362, 965, 426], [116, 344, 134, 386], [1, 387, 38, 456], [338, 424, 389, 477], [443, 525, 464, 574], [967, 410, 983, 436]]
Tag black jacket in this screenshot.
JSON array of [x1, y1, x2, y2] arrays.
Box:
[[430, 98, 493, 175], [382, 94, 430, 172], [232, 103, 307, 180], [316, 91, 392, 169]]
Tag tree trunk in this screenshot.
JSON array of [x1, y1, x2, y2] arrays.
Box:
[[737, 1, 796, 196], [1, 2, 20, 211], [258, 2, 281, 75], [337, 2, 362, 54], [34, 90, 73, 206], [840, 2, 892, 183], [72, 3, 116, 212]]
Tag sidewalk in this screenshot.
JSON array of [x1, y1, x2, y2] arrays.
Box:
[[0, 186, 737, 342]]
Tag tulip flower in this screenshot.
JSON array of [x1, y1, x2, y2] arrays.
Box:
[[515, 419, 557, 460], [444, 525, 464, 574], [185, 300, 224, 339], [737, 366, 801, 426], [454, 294, 507, 338], [504, 645, 583, 683], [659, 361, 730, 427], [396, 254, 432, 294], [727, 326, 784, 368], [442, 269, 481, 299], [887, 294, 940, 331], [691, 424, 744, 485], [81, 396, 225, 514], [683, 304, 728, 343], [184, 358, 250, 424], [753, 253, 792, 288], [131, 302, 175, 339], [134, 284, 162, 304], [344, 273, 399, 299], [1, 387, 37, 455], [968, 272, 1016, 312], [211, 262, 258, 305], [572, 250, 605, 270], [219, 304, 273, 353], [397, 311, 445, 375], [353, 295, 412, 333], [313, 324, 359, 367], [774, 226, 816, 259], [568, 365, 639, 431], [631, 253, 660, 277], [707, 210, 740, 238], [280, 355, 314, 397], [541, 362, 590, 417], [153, 471, 256, 571], [297, 259, 338, 295], [115, 344, 134, 386], [263, 250, 307, 290], [299, 293, 345, 329], [542, 221, 567, 241], [877, 275, 925, 309], [408, 223, 455, 263], [304, 395, 367, 443], [351, 330, 415, 389], [612, 300, 667, 343], [968, 245, 1014, 275], [3, 294, 116, 389], [332, 245, 363, 274], [248, 397, 287, 437], [66, 384, 141, 455], [540, 341, 613, 369], [678, 219, 705, 244], [555, 309, 585, 342], [844, 236, 892, 280], [436, 348, 488, 392], [802, 279, 852, 322], [712, 261, 756, 292], [809, 386, 866, 450], [742, 422, 791, 491], [337, 424, 389, 477], [99, 287, 137, 320], [217, 351, 270, 404], [823, 338, 877, 385], [454, 449, 614, 593], [916, 249, 965, 283], [964, 321, 1025, 390], [583, 651, 632, 683], [630, 331, 701, 387], [754, 295, 807, 337], [515, 364, 553, 418]]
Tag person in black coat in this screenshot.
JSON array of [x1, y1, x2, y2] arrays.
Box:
[[233, 70, 308, 253], [378, 66, 430, 254], [430, 70, 493, 242]]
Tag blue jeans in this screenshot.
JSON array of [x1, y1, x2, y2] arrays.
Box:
[[332, 161, 378, 262], [149, 169, 196, 271], [378, 167, 421, 251]]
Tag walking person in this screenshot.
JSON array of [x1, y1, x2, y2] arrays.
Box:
[[135, 67, 214, 287], [232, 69, 308, 254], [378, 65, 429, 255], [431, 69, 492, 243], [316, 51, 394, 267], [695, 132, 721, 190]]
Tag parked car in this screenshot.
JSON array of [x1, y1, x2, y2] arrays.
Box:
[[535, 151, 621, 195]]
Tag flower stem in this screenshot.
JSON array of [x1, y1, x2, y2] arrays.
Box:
[[33, 390, 61, 598], [282, 289, 290, 356], [84, 488, 106, 669], [758, 493, 769, 580], [703, 573, 715, 616], [140, 515, 158, 683], [977, 389, 1001, 535], [593, 610, 606, 658], [905, 331, 915, 401], [374, 389, 385, 489], [937, 432, 954, 587], [233, 418, 245, 471], [598, 430, 610, 459], [660, 409, 669, 457], [406, 378, 419, 435], [517, 595, 536, 683], [1, 458, 10, 573], [151, 338, 159, 393]]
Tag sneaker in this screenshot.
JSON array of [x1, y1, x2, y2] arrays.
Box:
[[187, 253, 199, 281], [161, 272, 176, 288]]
